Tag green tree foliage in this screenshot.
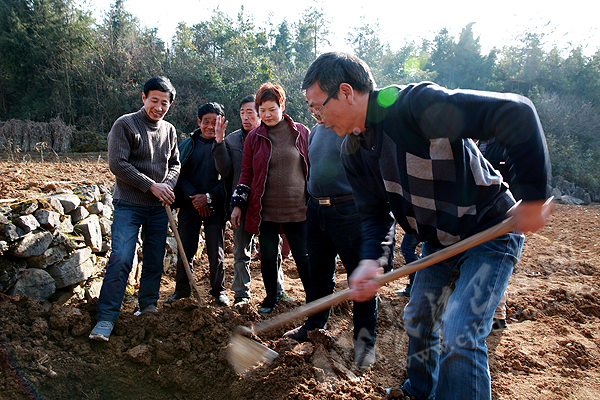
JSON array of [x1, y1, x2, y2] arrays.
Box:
[[1, 3, 599, 189], [0, 0, 94, 123], [427, 24, 495, 90]]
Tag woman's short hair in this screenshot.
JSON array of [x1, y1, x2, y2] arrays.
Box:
[[255, 83, 286, 108]]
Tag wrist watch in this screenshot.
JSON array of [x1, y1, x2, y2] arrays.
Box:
[[206, 193, 212, 203]]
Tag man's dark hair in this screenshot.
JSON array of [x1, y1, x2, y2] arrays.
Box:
[[302, 52, 375, 98], [197, 102, 225, 120], [240, 95, 258, 111], [143, 76, 176, 102]]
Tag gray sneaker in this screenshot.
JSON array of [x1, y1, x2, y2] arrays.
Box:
[[135, 304, 159, 315], [354, 344, 376, 368], [89, 321, 114, 342]]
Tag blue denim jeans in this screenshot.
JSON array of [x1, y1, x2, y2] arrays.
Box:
[[402, 232, 524, 400], [96, 200, 169, 323], [305, 200, 377, 345], [401, 233, 421, 284]]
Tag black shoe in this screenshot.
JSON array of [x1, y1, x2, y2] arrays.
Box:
[[492, 318, 508, 331], [283, 325, 309, 342], [258, 298, 278, 315], [258, 305, 275, 314], [233, 297, 250, 306], [395, 284, 412, 297], [163, 293, 187, 305]]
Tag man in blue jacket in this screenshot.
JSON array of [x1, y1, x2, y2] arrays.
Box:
[[303, 52, 552, 400]]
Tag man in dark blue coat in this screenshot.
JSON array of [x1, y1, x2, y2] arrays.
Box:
[[303, 52, 552, 400]]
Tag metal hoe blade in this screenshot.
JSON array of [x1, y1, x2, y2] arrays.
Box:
[[227, 327, 278, 375]]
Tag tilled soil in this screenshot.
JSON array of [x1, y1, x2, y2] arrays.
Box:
[[1, 155, 599, 399]]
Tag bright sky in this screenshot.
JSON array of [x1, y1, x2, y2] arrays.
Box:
[[82, 0, 599, 57]]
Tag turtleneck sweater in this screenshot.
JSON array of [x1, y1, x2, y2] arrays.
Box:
[[108, 107, 180, 206], [261, 118, 307, 223]]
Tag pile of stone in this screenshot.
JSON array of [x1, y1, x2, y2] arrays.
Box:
[[0, 185, 179, 304], [550, 176, 596, 205]]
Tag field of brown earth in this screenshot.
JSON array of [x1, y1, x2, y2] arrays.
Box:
[[1, 154, 599, 399]]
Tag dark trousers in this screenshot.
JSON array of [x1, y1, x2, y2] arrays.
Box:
[[305, 200, 377, 345], [258, 220, 309, 307], [175, 206, 225, 298]]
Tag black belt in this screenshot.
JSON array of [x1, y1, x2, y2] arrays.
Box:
[[310, 194, 354, 206]]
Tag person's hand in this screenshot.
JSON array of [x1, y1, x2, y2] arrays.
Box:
[[231, 206, 242, 229], [215, 115, 229, 143], [348, 259, 384, 302], [190, 194, 211, 217], [508, 198, 554, 234], [150, 183, 175, 206]]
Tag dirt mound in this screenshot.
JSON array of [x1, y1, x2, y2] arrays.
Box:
[[1, 156, 599, 399]]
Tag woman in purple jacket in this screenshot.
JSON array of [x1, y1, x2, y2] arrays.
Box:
[[230, 83, 310, 315]]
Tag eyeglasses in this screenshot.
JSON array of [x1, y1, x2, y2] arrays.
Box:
[[311, 93, 334, 121]]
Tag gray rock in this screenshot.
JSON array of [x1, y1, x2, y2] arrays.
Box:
[[7, 268, 56, 301], [27, 245, 68, 269], [35, 209, 61, 230], [98, 217, 112, 236], [76, 215, 102, 252], [166, 236, 178, 254], [87, 202, 104, 215], [101, 191, 113, 205], [70, 206, 90, 223], [47, 247, 95, 288], [52, 231, 68, 246], [21, 202, 39, 215], [573, 187, 587, 201], [0, 214, 8, 225], [13, 214, 40, 233], [101, 206, 113, 219], [0, 240, 8, 254], [551, 187, 563, 201], [86, 280, 103, 300], [48, 197, 64, 214], [556, 195, 584, 205], [163, 253, 177, 272], [73, 185, 100, 205], [584, 193, 592, 205], [0, 257, 27, 292], [11, 231, 53, 258], [49, 193, 80, 213], [0, 205, 12, 217], [58, 216, 74, 234], [98, 183, 113, 195], [1, 222, 25, 241]]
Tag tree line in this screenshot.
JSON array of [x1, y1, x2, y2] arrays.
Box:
[[1, 0, 599, 188]]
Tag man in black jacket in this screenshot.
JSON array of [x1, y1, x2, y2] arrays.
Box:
[[166, 102, 228, 306], [303, 52, 552, 400]]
